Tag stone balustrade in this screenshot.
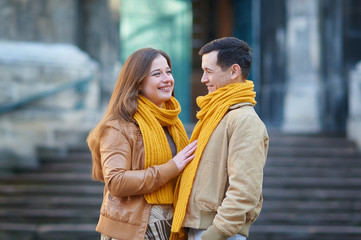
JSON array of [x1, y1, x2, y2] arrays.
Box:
[[0, 41, 100, 172]]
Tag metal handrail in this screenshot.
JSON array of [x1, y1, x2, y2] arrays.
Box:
[[0, 74, 95, 114]]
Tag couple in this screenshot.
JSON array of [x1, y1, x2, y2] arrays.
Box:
[[87, 37, 269, 240]]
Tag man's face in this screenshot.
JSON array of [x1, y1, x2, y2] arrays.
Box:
[[201, 51, 234, 94]]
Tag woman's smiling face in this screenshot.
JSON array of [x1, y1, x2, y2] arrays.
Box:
[[140, 54, 174, 107]]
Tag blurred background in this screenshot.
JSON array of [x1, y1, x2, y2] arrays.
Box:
[[1, 0, 361, 239]]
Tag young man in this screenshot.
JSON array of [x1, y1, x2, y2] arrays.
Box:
[[171, 37, 269, 240]]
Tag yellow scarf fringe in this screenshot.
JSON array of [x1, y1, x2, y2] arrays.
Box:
[[170, 81, 256, 239], [133, 95, 189, 204]]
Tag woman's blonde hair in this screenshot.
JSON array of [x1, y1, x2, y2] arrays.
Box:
[[87, 48, 172, 181]]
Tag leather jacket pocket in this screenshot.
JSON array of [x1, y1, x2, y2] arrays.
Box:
[[100, 191, 146, 226]]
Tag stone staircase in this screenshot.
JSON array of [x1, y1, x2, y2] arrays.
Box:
[[250, 132, 361, 240], [0, 133, 361, 240], [0, 145, 102, 240]]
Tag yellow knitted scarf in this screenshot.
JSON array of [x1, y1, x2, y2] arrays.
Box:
[[170, 81, 257, 239], [133, 95, 189, 204]]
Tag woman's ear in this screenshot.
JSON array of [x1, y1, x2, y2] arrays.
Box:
[[230, 64, 242, 80]]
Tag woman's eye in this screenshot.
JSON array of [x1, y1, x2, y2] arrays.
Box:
[[167, 70, 172, 74], [152, 72, 160, 77]]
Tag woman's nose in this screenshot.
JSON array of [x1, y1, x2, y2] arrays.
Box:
[[162, 73, 174, 83]]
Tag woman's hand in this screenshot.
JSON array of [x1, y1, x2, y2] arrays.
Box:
[[172, 140, 197, 172]]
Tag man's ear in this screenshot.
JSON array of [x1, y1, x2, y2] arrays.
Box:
[[230, 64, 242, 80]]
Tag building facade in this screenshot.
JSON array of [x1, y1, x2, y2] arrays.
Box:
[[1, 0, 361, 172]]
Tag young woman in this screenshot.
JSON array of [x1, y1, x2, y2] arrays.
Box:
[[87, 48, 197, 240]]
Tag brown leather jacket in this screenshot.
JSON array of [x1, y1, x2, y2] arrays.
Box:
[[95, 120, 180, 239]]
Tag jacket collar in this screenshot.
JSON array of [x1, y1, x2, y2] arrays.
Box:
[[229, 102, 253, 110]]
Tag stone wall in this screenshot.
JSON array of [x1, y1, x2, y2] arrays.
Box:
[[0, 0, 78, 43], [0, 0, 121, 102], [0, 0, 121, 172]]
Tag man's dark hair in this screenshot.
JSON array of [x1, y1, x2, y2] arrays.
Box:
[[199, 37, 252, 79]]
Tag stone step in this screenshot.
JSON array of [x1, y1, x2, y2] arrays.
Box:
[[263, 188, 361, 200], [43, 136, 357, 152], [263, 176, 361, 189], [268, 146, 358, 158], [0, 185, 103, 197], [39, 152, 91, 163], [256, 211, 361, 226], [3, 223, 361, 240], [37, 162, 92, 173], [261, 199, 361, 212], [1, 197, 357, 214], [249, 225, 361, 240], [0, 172, 97, 185], [41, 135, 356, 153], [0, 208, 99, 224], [6, 173, 361, 189], [266, 156, 361, 167], [264, 166, 361, 178], [66, 144, 90, 152], [0, 196, 102, 209], [0, 223, 99, 240], [268, 133, 355, 148], [38, 134, 359, 157]]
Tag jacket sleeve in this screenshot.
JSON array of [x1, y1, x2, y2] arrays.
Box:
[[100, 124, 180, 198], [203, 114, 268, 239]]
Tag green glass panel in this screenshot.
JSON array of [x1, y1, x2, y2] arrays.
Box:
[[120, 0, 192, 122], [233, 0, 253, 80]]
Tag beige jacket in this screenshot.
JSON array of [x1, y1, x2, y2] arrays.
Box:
[[182, 102, 269, 239], [96, 120, 180, 240]]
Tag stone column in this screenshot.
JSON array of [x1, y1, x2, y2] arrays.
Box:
[[347, 62, 361, 148], [283, 0, 321, 132]]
